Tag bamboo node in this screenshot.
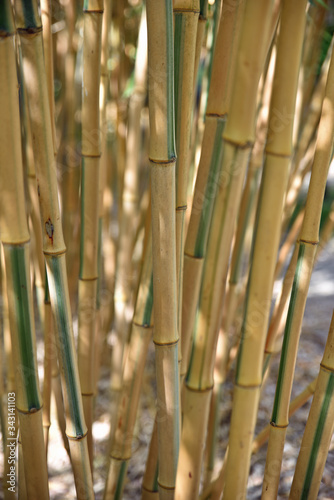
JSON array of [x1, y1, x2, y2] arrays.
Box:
[[149, 156, 177, 165], [298, 238, 319, 246], [270, 421, 288, 429], [173, 8, 200, 14], [184, 251, 203, 261], [153, 339, 179, 347], [17, 26, 43, 35], [66, 430, 88, 441], [185, 383, 214, 393], [223, 137, 253, 150], [176, 205, 187, 212], [157, 481, 175, 491], [16, 405, 43, 415], [320, 362, 334, 373], [0, 30, 14, 38]]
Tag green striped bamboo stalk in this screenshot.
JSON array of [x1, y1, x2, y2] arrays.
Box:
[[19, 40, 54, 455], [42, 281, 53, 454], [180, 0, 244, 384], [14, 1, 94, 496], [289, 312, 334, 499], [200, 376, 318, 500], [264, 198, 334, 384], [146, 0, 179, 497], [173, 0, 199, 362], [275, 209, 305, 280], [0, 4, 49, 497], [262, 40, 334, 500], [263, 242, 300, 378], [223, 2, 308, 498], [1, 249, 18, 500], [78, 0, 103, 467], [204, 51, 277, 473], [142, 418, 159, 500], [177, 3, 274, 497], [111, 6, 148, 424], [104, 225, 154, 500], [19, 46, 46, 325], [252, 376, 317, 454], [193, 0, 208, 92]]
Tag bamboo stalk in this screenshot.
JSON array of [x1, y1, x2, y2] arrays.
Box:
[[289, 312, 334, 499], [173, 0, 199, 363], [223, 3, 308, 498], [94, 0, 111, 395], [41, 0, 56, 152], [60, 0, 81, 305], [180, 0, 244, 385], [204, 51, 277, 473], [104, 225, 154, 500], [111, 6, 148, 424], [177, 2, 275, 497], [142, 418, 159, 500], [252, 377, 318, 454], [200, 376, 318, 500], [14, 1, 94, 496], [1, 249, 18, 500], [42, 280, 53, 455], [262, 40, 334, 500], [78, 0, 103, 468], [0, 4, 49, 496], [146, 1, 179, 497]]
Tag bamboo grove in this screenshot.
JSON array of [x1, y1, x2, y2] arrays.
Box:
[[1, 0, 334, 499]]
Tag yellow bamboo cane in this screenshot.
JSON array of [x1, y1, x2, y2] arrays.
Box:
[[14, 1, 94, 496], [78, 0, 103, 468], [146, 1, 179, 497], [289, 312, 334, 499], [0, 5, 49, 496], [262, 40, 334, 500], [223, 2, 308, 498], [177, 1, 274, 497]]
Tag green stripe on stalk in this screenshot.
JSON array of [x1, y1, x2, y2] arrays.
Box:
[[301, 372, 334, 498], [194, 118, 225, 257], [153, 461, 159, 491], [271, 242, 306, 423], [165, 0, 176, 159], [0, 2, 15, 33], [44, 271, 50, 303], [114, 461, 128, 500], [200, 0, 208, 17], [142, 274, 154, 326], [19, 0, 40, 29], [48, 256, 85, 436], [9, 244, 41, 410]]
